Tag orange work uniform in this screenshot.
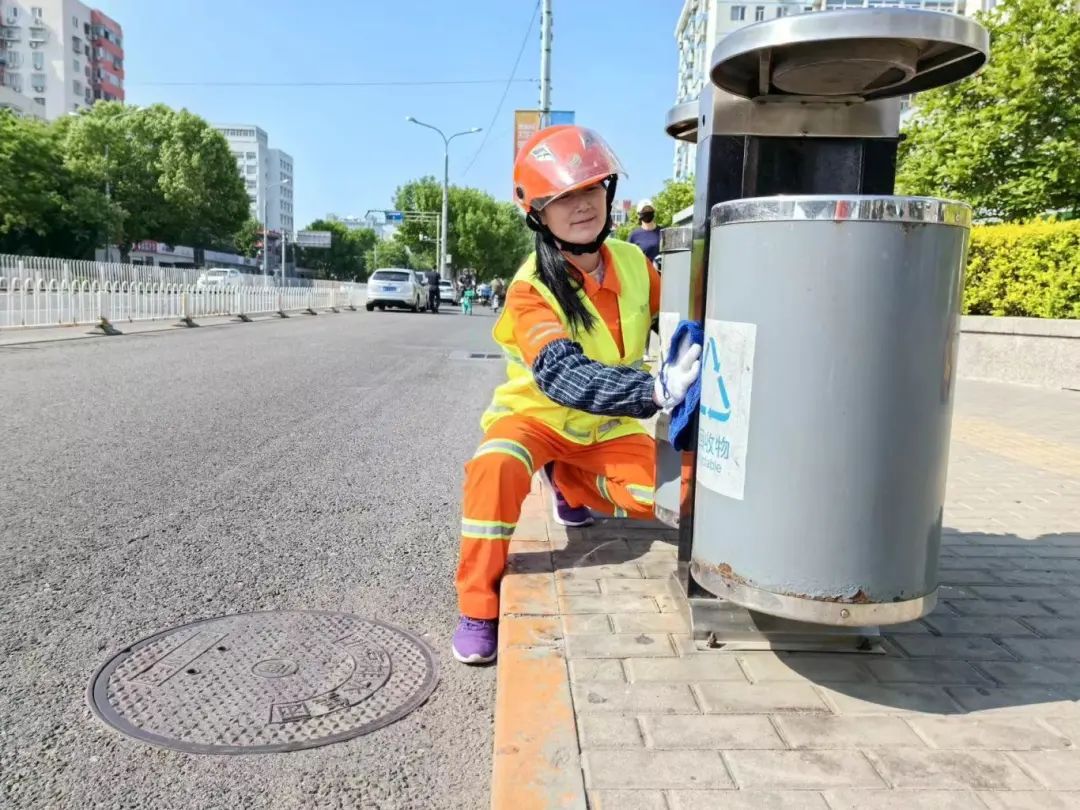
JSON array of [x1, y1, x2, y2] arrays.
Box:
[[455, 243, 662, 619]]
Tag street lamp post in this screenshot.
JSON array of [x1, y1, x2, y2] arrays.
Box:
[[281, 230, 288, 285], [262, 178, 291, 286], [405, 117, 481, 281]]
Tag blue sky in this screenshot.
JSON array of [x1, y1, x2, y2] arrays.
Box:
[[106, 0, 682, 228]]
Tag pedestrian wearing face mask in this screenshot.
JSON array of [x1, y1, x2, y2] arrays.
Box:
[[628, 199, 660, 264]]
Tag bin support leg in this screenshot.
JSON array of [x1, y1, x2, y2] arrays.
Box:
[[679, 582, 884, 654], [691, 597, 883, 653], [686, 591, 881, 656]]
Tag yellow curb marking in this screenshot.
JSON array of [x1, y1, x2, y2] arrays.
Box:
[[952, 416, 1080, 479]]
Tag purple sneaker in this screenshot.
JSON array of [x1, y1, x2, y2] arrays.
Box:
[[543, 463, 595, 528], [452, 616, 498, 664]]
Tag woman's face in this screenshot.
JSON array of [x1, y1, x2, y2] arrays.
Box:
[[540, 182, 607, 245]]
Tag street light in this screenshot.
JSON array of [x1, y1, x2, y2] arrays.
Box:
[[405, 117, 481, 281], [263, 178, 291, 285]]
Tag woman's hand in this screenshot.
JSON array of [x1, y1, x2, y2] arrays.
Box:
[[654, 337, 702, 411]]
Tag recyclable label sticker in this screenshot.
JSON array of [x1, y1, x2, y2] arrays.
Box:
[[696, 319, 756, 501]]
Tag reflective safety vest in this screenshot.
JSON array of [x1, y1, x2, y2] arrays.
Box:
[[482, 239, 652, 445]]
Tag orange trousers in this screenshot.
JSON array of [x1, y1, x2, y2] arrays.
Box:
[[456, 415, 656, 619]]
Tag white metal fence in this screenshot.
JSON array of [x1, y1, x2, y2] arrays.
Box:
[[0, 254, 366, 330]]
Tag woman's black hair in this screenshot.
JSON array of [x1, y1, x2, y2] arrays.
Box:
[[533, 234, 596, 335]]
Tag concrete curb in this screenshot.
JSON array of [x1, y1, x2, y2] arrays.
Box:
[[490, 487, 586, 810], [0, 311, 352, 347], [959, 315, 1080, 391]]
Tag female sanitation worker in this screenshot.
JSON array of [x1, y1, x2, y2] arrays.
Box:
[[452, 125, 701, 664]]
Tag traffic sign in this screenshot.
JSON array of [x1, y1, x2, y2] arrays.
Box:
[[514, 110, 575, 160], [296, 230, 332, 248]]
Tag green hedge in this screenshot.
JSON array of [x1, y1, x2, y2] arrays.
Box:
[[965, 221, 1080, 319]]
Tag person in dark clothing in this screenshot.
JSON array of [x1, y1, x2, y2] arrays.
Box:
[[628, 199, 660, 264], [426, 269, 441, 312]]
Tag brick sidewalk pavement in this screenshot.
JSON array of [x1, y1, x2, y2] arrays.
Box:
[[491, 379, 1080, 809]]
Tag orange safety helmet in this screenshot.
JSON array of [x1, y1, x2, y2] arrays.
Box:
[[513, 125, 626, 213]]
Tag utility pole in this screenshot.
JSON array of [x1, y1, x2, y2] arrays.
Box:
[[104, 143, 112, 263], [280, 230, 287, 284], [262, 195, 269, 285], [262, 179, 289, 285], [540, 0, 552, 128]]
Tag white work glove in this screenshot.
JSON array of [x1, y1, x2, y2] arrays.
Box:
[[654, 336, 702, 411]]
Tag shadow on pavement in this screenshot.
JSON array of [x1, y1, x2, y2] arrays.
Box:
[[775, 529, 1080, 715], [508, 519, 1080, 718]]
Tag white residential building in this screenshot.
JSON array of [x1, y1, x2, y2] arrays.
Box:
[[0, 82, 37, 116], [214, 124, 295, 237], [267, 148, 294, 237], [328, 214, 367, 231], [672, 0, 995, 180], [335, 213, 397, 241], [0, 0, 124, 120]]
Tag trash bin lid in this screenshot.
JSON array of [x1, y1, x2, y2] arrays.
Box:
[[710, 9, 988, 101], [710, 195, 972, 228], [665, 101, 699, 143]]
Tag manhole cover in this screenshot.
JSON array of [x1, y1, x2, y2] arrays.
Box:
[[89, 611, 439, 754]]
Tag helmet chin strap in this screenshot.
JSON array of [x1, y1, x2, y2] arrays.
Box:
[[526, 176, 619, 256]]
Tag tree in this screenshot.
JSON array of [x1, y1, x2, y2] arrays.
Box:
[[446, 187, 532, 281], [896, 0, 1080, 220], [391, 177, 531, 281], [2, 102, 248, 260], [0, 111, 115, 258], [158, 108, 251, 249], [349, 227, 378, 278], [0, 112, 61, 245], [232, 218, 263, 258], [61, 103, 249, 256], [369, 235, 413, 270], [614, 178, 695, 240], [391, 176, 442, 268], [59, 102, 167, 255], [293, 219, 377, 281]]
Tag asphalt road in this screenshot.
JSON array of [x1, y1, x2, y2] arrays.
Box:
[[0, 306, 505, 809]]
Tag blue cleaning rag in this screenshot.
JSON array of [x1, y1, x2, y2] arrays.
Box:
[[665, 319, 704, 451]]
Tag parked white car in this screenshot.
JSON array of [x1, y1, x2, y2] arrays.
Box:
[[366, 268, 425, 312], [196, 268, 245, 289], [439, 279, 457, 305], [413, 271, 431, 309]]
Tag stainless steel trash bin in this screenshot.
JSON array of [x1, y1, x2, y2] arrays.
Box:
[[691, 196, 971, 626], [654, 225, 693, 528]]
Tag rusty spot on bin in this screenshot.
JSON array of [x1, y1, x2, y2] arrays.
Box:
[[815, 588, 873, 604], [709, 561, 749, 587], [705, 561, 873, 604]]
